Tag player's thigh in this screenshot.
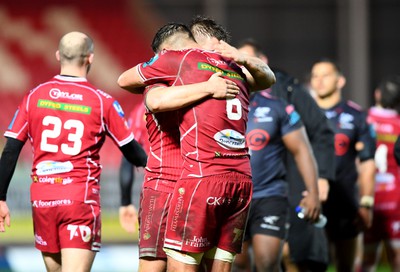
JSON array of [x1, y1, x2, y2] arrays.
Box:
[[232, 241, 251, 271], [61, 248, 96, 272], [41, 252, 62, 272], [252, 234, 283, 268]]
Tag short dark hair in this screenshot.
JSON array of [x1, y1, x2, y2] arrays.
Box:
[[379, 74, 400, 111], [151, 22, 194, 53], [313, 58, 343, 75], [189, 15, 231, 43]]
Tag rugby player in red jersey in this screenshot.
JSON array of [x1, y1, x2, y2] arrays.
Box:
[[0, 31, 147, 272], [363, 75, 400, 271], [118, 21, 275, 272]]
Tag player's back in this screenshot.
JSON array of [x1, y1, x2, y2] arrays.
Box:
[[6, 75, 133, 203], [137, 48, 252, 178], [177, 50, 252, 178]]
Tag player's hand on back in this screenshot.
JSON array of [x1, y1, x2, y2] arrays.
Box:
[[208, 72, 239, 99], [213, 40, 244, 64]]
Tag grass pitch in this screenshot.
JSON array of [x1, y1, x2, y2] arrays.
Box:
[[0, 213, 138, 245]]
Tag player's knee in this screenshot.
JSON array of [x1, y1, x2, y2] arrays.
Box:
[[204, 247, 236, 263], [163, 248, 204, 265]]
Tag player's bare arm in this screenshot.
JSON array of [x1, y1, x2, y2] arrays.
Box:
[[283, 127, 321, 222], [117, 65, 146, 94], [357, 158, 375, 229], [213, 40, 276, 91], [145, 72, 239, 113]]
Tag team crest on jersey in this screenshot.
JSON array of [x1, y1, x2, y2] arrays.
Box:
[[214, 129, 246, 150], [246, 129, 270, 151], [339, 113, 354, 129], [254, 107, 272, 122], [142, 54, 159, 67], [335, 133, 350, 156], [113, 101, 125, 117]]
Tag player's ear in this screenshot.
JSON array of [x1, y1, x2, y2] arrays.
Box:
[[338, 75, 346, 89], [88, 53, 94, 64], [55, 50, 60, 61]]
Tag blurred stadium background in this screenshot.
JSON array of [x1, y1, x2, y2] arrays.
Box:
[[0, 0, 399, 271]]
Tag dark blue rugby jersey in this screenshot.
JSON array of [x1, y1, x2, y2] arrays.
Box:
[[246, 91, 303, 199], [322, 100, 376, 183]]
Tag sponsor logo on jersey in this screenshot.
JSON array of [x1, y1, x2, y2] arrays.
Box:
[[8, 109, 19, 130], [33, 175, 73, 185], [198, 62, 244, 81], [32, 199, 73, 208], [96, 89, 112, 99], [214, 129, 246, 150], [49, 88, 83, 101], [37, 99, 91, 114], [206, 57, 227, 66], [113, 101, 125, 117], [36, 161, 73, 175], [185, 236, 211, 248], [254, 107, 272, 122], [338, 113, 354, 129], [246, 129, 270, 151], [286, 106, 301, 125], [143, 54, 159, 67]]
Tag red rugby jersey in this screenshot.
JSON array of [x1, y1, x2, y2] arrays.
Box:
[[5, 75, 133, 205], [138, 49, 252, 178], [368, 106, 400, 212], [127, 103, 150, 153]]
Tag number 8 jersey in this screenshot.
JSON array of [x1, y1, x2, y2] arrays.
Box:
[[138, 48, 252, 178], [5, 75, 134, 205]]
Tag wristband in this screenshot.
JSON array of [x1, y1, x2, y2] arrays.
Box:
[[359, 195, 374, 208]]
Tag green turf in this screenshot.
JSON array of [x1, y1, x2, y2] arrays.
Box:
[[0, 213, 138, 245], [327, 264, 391, 271]]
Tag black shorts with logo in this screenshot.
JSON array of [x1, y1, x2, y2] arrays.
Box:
[[244, 196, 288, 241]]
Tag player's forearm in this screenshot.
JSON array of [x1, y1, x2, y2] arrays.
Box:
[[358, 159, 376, 198], [146, 82, 211, 112], [0, 138, 24, 200], [240, 57, 276, 91], [120, 139, 147, 167], [285, 129, 319, 195], [119, 157, 135, 206], [117, 66, 146, 94], [294, 149, 319, 196]]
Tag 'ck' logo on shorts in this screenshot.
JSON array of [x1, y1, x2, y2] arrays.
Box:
[[67, 224, 92, 242]]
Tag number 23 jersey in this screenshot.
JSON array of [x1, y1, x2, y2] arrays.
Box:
[[5, 75, 134, 204]]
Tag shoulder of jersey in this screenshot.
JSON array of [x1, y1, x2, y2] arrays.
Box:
[[260, 90, 281, 102], [346, 100, 363, 112]]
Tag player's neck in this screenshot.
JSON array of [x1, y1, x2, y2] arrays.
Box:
[[59, 66, 87, 78], [316, 90, 341, 109]]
